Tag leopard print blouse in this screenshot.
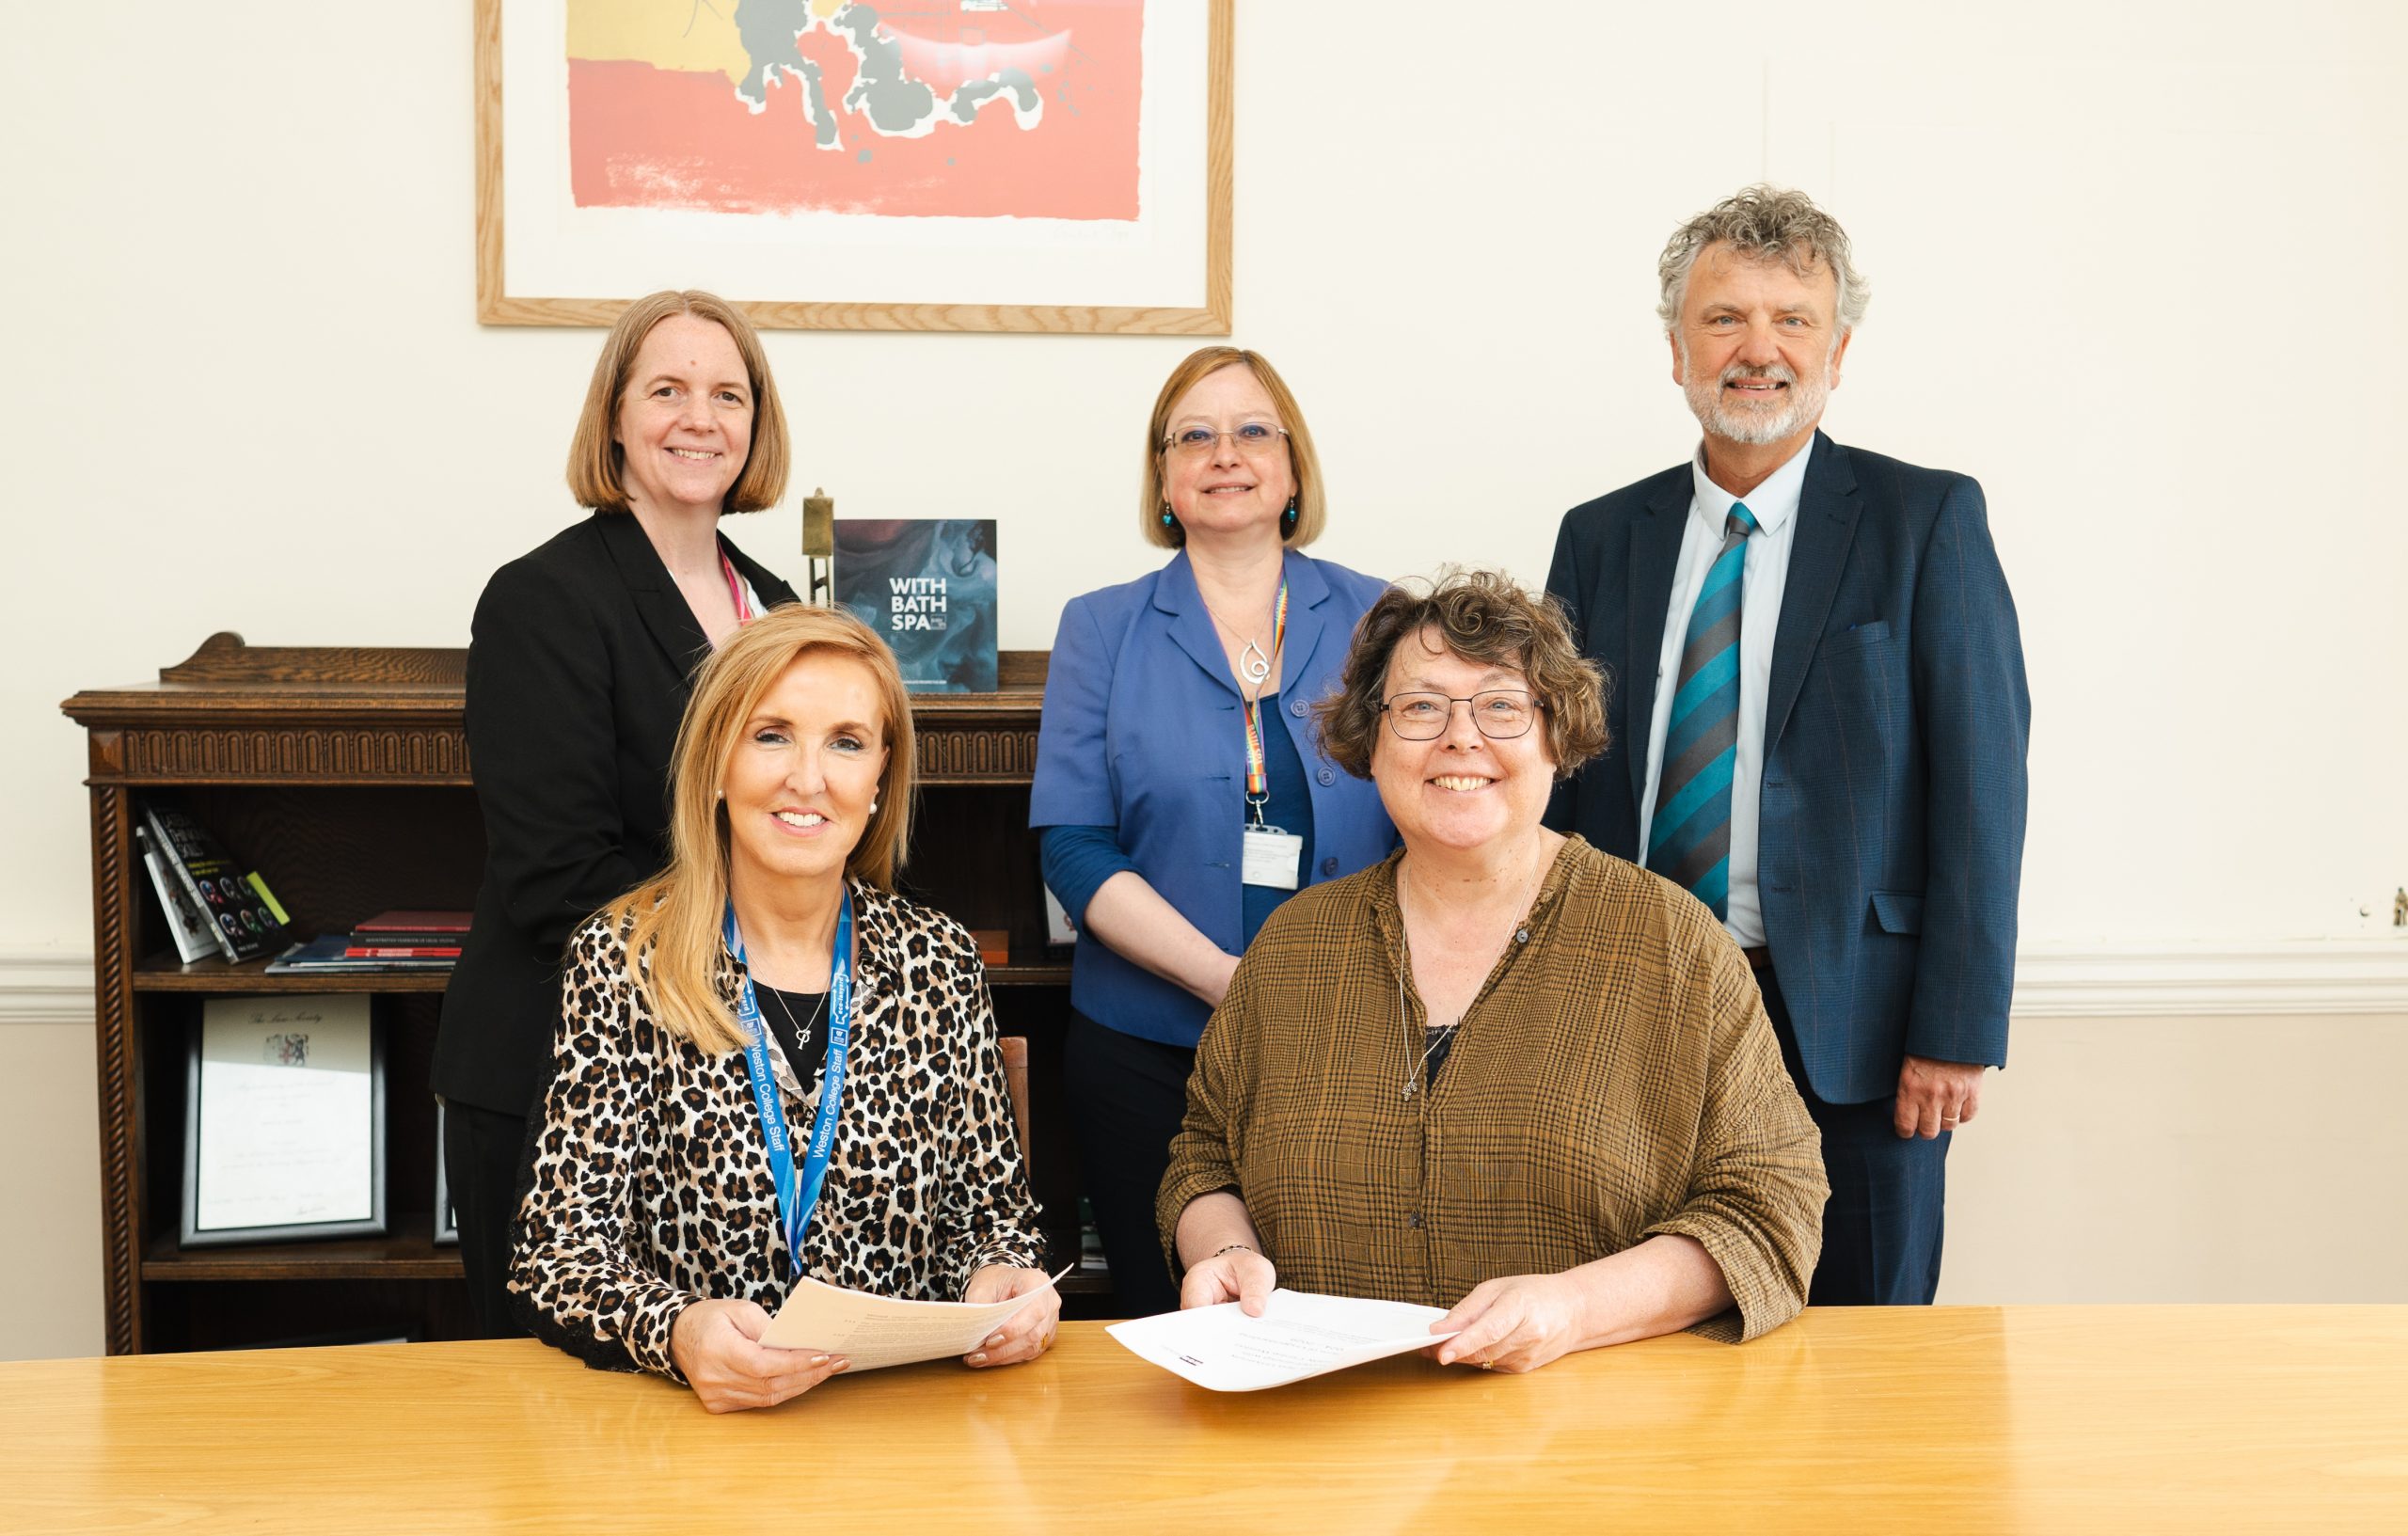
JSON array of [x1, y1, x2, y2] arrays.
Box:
[[508, 880, 1047, 1380]]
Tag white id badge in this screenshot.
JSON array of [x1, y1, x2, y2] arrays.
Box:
[[1241, 825, 1305, 890]]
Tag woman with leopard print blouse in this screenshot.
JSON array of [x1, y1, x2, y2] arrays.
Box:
[[510, 605, 1056, 1412]]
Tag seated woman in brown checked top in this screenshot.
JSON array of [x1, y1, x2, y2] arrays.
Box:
[[1159, 570, 1826, 1370]]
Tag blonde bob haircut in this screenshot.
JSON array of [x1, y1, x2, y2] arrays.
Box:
[[1139, 346, 1327, 549], [607, 604, 914, 1055], [565, 290, 792, 515]]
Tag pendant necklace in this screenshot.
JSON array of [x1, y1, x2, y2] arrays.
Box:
[[764, 986, 832, 1088], [1197, 588, 1279, 690]]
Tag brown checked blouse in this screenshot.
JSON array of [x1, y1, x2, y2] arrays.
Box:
[[1158, 836, 1826, 1343]]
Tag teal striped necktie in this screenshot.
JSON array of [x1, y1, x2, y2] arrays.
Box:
[[1647, 502, 1759, 918]]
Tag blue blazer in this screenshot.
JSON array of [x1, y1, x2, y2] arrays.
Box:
[[1030, 549, 1397, 1048], [1545, 433, 2030, 1104]]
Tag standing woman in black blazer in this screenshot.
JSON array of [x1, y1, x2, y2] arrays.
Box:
[[435, 290, 800, 1335]]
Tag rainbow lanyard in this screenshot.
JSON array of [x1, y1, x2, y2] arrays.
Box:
[[1241, 579, 1291, 824]]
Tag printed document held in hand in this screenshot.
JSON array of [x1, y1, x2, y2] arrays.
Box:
[[1107, 1289, 1460, 1391], [758, 1265, 1069, 1371]]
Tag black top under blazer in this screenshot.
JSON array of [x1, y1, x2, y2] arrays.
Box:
[[433, 511, 798, 1117]]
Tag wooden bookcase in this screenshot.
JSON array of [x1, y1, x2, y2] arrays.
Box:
[[63, 635, 1090, 1355]]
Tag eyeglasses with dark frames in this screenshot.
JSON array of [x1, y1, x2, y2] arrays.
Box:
[[1380, 690, 1544, 741]]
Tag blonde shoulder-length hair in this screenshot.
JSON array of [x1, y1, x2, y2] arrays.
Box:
[[606, 604, 915, 1054], [565, 289, 792, 516], [1138, 345, 1328, 549]]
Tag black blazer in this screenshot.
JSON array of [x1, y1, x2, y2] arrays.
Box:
[[433, 512, 798, 1116]]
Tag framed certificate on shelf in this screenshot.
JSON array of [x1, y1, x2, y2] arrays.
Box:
[[433, 1100, 459, 1246], [182, 995, 388, 1247]]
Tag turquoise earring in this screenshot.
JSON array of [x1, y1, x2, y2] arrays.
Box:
[[1162, 506, 1175, 528]]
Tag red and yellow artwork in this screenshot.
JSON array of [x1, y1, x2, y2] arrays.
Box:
[[566, 0, 1143, 221]]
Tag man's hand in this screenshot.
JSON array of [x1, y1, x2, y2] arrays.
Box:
[[1894, 1054, 1986, 1138]]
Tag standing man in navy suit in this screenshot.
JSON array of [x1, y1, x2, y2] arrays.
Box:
[[1545, 186, 2030, 1306]]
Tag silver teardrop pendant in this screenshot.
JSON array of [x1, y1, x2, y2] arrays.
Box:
[[1240, 640, 1272, 685]]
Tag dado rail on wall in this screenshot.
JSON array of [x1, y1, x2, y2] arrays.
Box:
[[58, 635, 1073, 1355]]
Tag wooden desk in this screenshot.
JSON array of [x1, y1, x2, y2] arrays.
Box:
[[3, 1307, 2400, 1532]]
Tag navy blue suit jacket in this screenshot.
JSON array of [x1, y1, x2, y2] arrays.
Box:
[[1545, 433, 2029, 1104]]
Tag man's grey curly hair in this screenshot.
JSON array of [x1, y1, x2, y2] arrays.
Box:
[[1656, 184, 1870, 337]]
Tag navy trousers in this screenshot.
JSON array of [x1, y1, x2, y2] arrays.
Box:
[[1758, 967, 1950, 1306]]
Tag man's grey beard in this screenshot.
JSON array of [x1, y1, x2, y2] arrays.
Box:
[[1681, 354, 1829, 446]]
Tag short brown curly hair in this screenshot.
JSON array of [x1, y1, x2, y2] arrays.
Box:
[[1314, 569, 1608, 784]]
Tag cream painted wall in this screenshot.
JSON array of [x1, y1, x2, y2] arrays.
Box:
[[3, 3, 2404, 1359], [1942, 1014, 2408, 1304], [0, 1025, 104, 1360]]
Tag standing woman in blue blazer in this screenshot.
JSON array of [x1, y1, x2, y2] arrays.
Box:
[[1029, 346, 1395, 1315], [435, 291, 799, 1337]]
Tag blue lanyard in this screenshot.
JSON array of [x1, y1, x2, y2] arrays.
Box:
[[724, 889, 857, 1275]]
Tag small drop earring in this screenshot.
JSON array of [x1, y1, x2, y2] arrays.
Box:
[[1161, 506, 1175, 528]]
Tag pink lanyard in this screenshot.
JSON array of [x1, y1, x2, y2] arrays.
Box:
[[719, 549, 755, 625], [1241, 580, 1291, 814]]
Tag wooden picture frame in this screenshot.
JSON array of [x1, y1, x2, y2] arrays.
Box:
[[474, 0, 1233, 334], [182, 997, 388, 1248]]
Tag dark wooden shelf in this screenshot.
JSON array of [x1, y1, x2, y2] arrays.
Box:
[[144, 1214, 463, 1283], [131, 951, 455, 993]]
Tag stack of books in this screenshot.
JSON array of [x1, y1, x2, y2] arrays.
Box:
[[137, 802, 290, 964], [266, 911, 471, 975]]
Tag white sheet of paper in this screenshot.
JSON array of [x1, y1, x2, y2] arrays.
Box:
[[1106, 1288, 1459, 1391], [758, 1264, 1072, 1370], [195, 995, 375, 1230]]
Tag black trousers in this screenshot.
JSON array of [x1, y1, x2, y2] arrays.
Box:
[[442, 1097, 533, 1338], [1758, 967, 1950, 1306], [1062, 1009, 1193, 1319]]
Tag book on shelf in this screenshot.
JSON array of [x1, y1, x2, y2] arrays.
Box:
[[341, 911, 469, 957], [266, 906, 477, 974], [266, 936, 456, 974], [832, 518, 999, 692], [353, 910, 471, 935], [135, 825, 222, 964], [139, 801, 290, 962]]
